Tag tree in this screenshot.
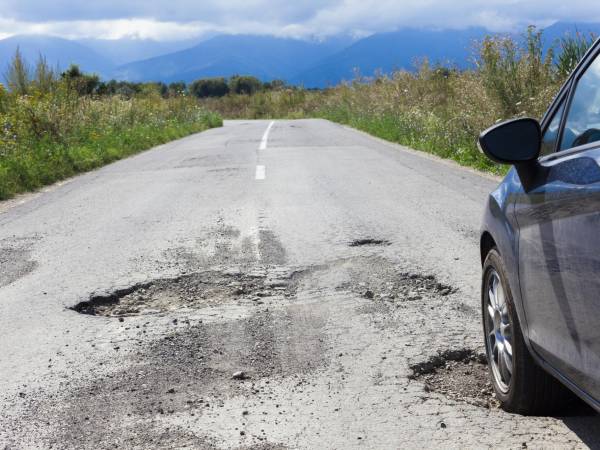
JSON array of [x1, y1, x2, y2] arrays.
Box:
[[61, 64, 100, 96], [4, 47, 30, 95], [190, 78, 229, 98], [229, 75, 262, 95]]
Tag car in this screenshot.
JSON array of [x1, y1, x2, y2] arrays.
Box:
[[478, 37, 600, 415]]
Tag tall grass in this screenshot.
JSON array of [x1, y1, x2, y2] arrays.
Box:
[[203, 28, 594, 174], [0, 62, 222, 200]]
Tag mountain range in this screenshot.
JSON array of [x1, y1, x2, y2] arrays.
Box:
[[1, 22, 600, 88], [113, 34, 351, 83]]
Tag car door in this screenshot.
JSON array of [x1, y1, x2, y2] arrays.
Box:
[[514, 47, 600, 399]]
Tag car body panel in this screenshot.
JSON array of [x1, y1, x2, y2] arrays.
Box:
[[514, 146, 600, 401], [481, 169, 526, 330]]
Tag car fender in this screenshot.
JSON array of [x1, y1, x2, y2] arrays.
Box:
[[481, 168, 534, 350]]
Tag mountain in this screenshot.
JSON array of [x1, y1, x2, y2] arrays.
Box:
[[540, 21, 600, 49], [291, 28, 489, 87], [2, 21, 599, 87], [113, 34, 351, 83], [80, 38, 203, 66], [0, 35, 114, 77], [290, 22, 600, 87]]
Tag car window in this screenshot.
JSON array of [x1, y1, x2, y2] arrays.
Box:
[[540, 98, 566, 156], [560, 54, 600, 151]]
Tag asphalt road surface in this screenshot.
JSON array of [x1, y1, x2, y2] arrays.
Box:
[[1, 119, 599, 449]]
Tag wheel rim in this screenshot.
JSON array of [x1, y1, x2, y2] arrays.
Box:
[[485, 269, 513, 394]]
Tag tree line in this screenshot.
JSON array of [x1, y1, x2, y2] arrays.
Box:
[[3, 48, 292, 98]]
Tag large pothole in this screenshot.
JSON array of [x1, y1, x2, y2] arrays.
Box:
[[71, 268, 300, 317], [409, 349, 498, 408]]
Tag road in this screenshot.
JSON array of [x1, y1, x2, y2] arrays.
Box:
[[0, 119, 598, 449]]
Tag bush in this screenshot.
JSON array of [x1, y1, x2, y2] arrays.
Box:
[[229, 75, 262, 95], [190, 78, 230, 98]]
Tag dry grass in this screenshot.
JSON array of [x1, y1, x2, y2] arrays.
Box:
[[0, 85, 222, 200]]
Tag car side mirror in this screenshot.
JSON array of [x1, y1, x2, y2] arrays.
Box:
[[478, 118, 541, 164]]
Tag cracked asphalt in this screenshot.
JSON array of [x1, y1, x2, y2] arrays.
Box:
[[1, 119, 599, 449]]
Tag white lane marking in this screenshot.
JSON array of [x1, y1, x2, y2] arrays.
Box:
[[255, 165, 266, 180], [259, 121, 275, 150]]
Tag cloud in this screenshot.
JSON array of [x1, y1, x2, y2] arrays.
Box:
[[1, 0, 600, 41], [0, 18, 225, 41], [302, 0, 600, 34], [0, 0, 334, 24]]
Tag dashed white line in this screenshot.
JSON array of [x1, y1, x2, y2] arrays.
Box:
[[255, 165, 266, 180], [259, 121, 275, 150], [256, 121, 274, 180]]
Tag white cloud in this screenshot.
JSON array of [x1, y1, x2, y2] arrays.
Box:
[[301, 0, 600, 35], [0, 0, 600, 41], [0, 18, 217, 41]]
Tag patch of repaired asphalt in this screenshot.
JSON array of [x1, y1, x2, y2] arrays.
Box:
[[175, 154, 233, 168], [13, 305, 327, 449], [0, 238, 38, 288], [257, 230, 286, 265], [409, 349, 498, 409], [70, 268, 298, 317]]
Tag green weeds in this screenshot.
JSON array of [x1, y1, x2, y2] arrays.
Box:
[[0, 71, 222, 200]]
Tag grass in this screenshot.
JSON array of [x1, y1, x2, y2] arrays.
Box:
[[0, 85, 222, 200]]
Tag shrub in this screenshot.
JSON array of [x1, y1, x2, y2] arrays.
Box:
[[476, 26, 556, 118], [229, 75, 262, 95], [556, 31, 597, 79], [190, 78, 230, 98]]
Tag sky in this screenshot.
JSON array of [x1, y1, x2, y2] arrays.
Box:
[[0, 0, 600, 41]]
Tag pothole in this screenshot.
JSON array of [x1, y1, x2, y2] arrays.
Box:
[[349, 238, 391, 247], [340, 270, 456, 302], [71, 268, 298, 317], [409, 349, 498, 408]]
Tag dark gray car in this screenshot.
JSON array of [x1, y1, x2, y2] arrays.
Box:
[[479, 38, 600, 415]]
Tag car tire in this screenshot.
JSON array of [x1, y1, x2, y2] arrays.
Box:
[[482, 248, 571, 415]]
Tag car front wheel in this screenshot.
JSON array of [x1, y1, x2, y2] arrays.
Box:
[[482, 248, 571, 415]]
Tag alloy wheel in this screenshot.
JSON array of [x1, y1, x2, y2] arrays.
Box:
[[485, 268, 513, 394]]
